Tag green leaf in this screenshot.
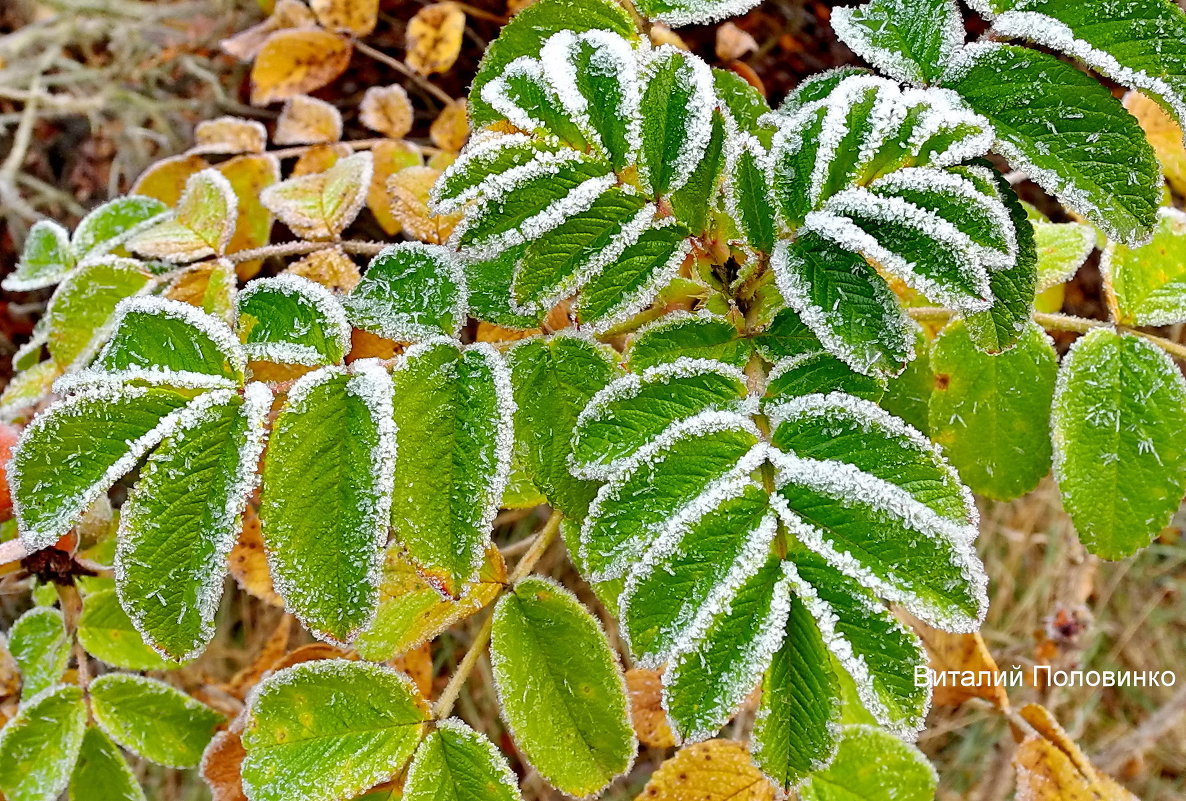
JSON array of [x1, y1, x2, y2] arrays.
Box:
[[628, 311, 749, 371], [260, 364, 395, 642], [798, 724, 937, 801], [507, 335, 618, 518], [470, 0, 637, 126], [465, 244, 545, 330], [490, 576, 635, 797], [1103, 206, 1186, 325], [766, 352, 885, 402], [69, 728, 146, 801], [241, 660, 429, 801], [725, 135, 776, 252], [664, 557, 792, 742], [929, 321, 1057, 500], [1052, 328, 1186, 558], [346, 243, 467, 341], [752, 595, 842, 790], [777, 67, 871, 115], [0, 685, 87, 801], [89, 674, 222, 768], [8, 607, 69, 700], [45, 259, 154, 369], [1035, 220, 1095, 292], [9, 385, 197, 549], [670, 111, 726, 233], [432, 137, 565, 214], [713, 68, 771, 138], [977, 0, 1186, 132], [753, 306, 824, 362], [77, 589, 176, 671], [880, 326, 933, 434], [403, 719, 521, 801], [945, 44, 1160, 245], [117, 386, 270, 661], [638, 48, 715, 197], [72, 195, 167, 259], [832, 0, 961, 84], [238, 274, 350, 365], [574, 225, 689, 329], [128, 169, 238, 262], [389, 341, 512, 596], [3, 220, 74, 292], [772, 232, 913, 377]]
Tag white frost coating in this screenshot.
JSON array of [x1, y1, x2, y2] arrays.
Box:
[[662, 551, 791, 745], [239, 272, 352, 358], [807, 76, 898, 208], [722, 132, 778, 246], [556, 29, 643, 158], [260, 152, 372, 241], [115, 383, 272, 663], [180, 168, 239, 257], [617, 475, 773, 666], [101, 295, 248, 377], [805, 200, 992, 312], [450, 172, 617, 261], [3, 219, 72, 292], [512, 200, 657, 315], [831, 0, 964, 85], [481, 57, 572, 138], [764, 390, 978, 531], [769, 449, 987, 632], [769, 239, 914, 376], [539, 31, 605, 156], [11, 383, 201, 551], [404, 718, 520, 799], [54, 367, 238, 395], [642, 0, 763, 28], [990, 10, 1186, 129], [781, 559, 930, 740], [431, 135, 585, 215], [897, 87, 995, 168], [353, 242, 470, 341], [570, 356, 756, 479], [462, 342, 517, 577], [636, 45, 715, 197], [869, 167, 1017, 269], [580, 222, 692, 334], [579, 410, 765, 582]]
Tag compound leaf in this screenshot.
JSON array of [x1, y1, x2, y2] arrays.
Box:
[[90, 674, 223, 768], [0, 685, 87, 801]]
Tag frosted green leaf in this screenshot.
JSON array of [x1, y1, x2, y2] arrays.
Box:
[[390, 341, 513, 596], [507, 335, 618, 518], [90, 674, 223, 768], [1035, 220, 1095, 292], [45, 259, 153, 369], [8, 607, 69, 700], [484, 60, 594, 148], [664, 557, 792, 743], [465, 244, 544, 330], [638, 47, 714, 197], [832, 0, 962, 84], [752, 595, 841, 790], [117, 385, 270, 661], [713, 68, 771, 138], [945, 44, 1160, 246], [798, 724, 937, 801], [346, 243, 467, 341], [1103, 207, 1186, 326], [633, 0, 762, 25], [260, 363, 395, 642], [930, 321, 1057, 501], [128, 169, 237, 262], [69, 728, 146, 801], [241, 660, 429, 801], [432, 136, 566, 213], [880, 326, 933, 434], [259, 152, 372, 241], [669, 111, 726, 233], [77, 589, 176, 670], [1052, 328, 1186, 558], [766, 352, 885, 403], [490, 577, 635, 798], [777, 67, 871, 116], [403, 719, 521, 801], [0, 685, 86, 801], [628, 311, 749, 371], [753, 306, 824, 362], [72, 195, 168, 259], [726, 135, 776, 253], [9, 384, 196, 549], [238, 274, 350, 365], [3, 220, 73, 292], [574, 224, 689, 330]]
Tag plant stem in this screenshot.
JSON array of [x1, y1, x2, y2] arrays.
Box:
[[353, 41, 456, 106], [433, 509, 563, 719], [224, 239, 387, 264], [56, 583, 90, 690]]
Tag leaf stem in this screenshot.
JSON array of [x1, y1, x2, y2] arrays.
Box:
[[433, 509, 563, 719]]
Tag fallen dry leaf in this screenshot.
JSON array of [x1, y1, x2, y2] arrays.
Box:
[[1124, 90, 1186, 196], [430, 99, 469, 153], [1014, 704, 1138, 800], [388, 165, 461, 243], [227, 615, 293, 699], [0, 636, 20, 700], [716, 22, 758, 61], [201, 729, 248, 801], [627, 668, 675, 748], [250, 27, 353, 106], [292, 142, 352, 177], [406, 2, 466, 76], [192, 117, 268, 155], [271, 643, 354, 671], [310, 0, 378, 36], [650, 24, 690, 50], [348, 328, 402, 361], [639, 740, 776, 801], [274, 95, 343, 145], [475, 322, 541, 343], [221, 0, 317, 62], [393, 642, 434, 698], [360, 84, 415, 139], [287, 247, 361, 292]]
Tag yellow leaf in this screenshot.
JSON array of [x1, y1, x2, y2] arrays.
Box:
[[217, 154, 281, 277], [192, 117, 268, 155], [310, 0, 378, 36], [649, 24, 690, 50], [221, 0, 317, 62], [261, 151, 373, 239], [1014, 704, 1138, 800], [405, 2, 466, 76], [360, 84, 415, 139], [227, 616, 294, 699], [639, 740, 776, 801], [250, 27, 353, 106], [906, 613, 1009, 710], [228, 507, 284, 608], [430, 98, 469, 153], [715, 22, 758, 61], [132, 153, 210, 206], [369, 140, 424, 235], [348, 329, 401, 361], [165, 259, 237, 323], [287, 247, 361, 292], [387, 165, 461, 243], [128, 168, 238, 262], [274, 94, 344, 145], [1124, 90, 1186, 196], [292, 143, 352, 177], [392, 643, 434, 699], [626, 668, 675, 749]]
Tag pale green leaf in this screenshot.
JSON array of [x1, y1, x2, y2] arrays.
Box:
[[260, 152, 372, 240], [798, 724, 937, 801], [90, 674, 223, 768], [69, 727, 146, 801], [1035, 220, 1095, 292], [77, 589, 176, 671], [8, 607, 69, 700], [3, 220, 73, 292], [1103, 206, 1186, 325], [0, 685, 87, 801], [72, 195, 168, 260], [403, 719, 521, 801], [45, 259, 153, 369], [128, 169, 238, 262]]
